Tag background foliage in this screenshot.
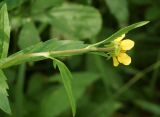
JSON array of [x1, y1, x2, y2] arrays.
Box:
[[0, 0, 160, 117]]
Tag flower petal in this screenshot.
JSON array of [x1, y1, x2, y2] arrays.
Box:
[[114, 34, 125, 42], [121, 39, 134, 50], [113, 57, 119, 67], [117, 53, 131, 65]]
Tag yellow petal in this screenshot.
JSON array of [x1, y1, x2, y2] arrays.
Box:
[[117, 53, 131, 65], [120, 39, 134, 50], [113, 57, 119, 67], [114, 34, 125, 42]]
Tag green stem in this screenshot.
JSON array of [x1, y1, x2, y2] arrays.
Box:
[[15, 64, 26, 117], [0, 47, 114, 69]]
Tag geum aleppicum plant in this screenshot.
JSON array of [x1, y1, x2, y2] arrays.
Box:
[[0, 15, 149, 117], [108, 34, 135, 67]]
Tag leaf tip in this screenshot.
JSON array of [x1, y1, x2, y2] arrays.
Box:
[[140, 21, 150, 26], [144, 20, 150, 24]]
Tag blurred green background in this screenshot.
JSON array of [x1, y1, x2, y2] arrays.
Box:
[[0, 0, 160, 117]]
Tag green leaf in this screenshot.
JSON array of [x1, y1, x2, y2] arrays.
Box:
[[0, 70, 11, 114], [0, 3, 10, 58], [34, 4, 102, 39], [91, 21, 149, 47], [51, 58, 76, 117], [18, 21, 41, 49], [40, 72, 99, 117], [105, 0, 129, 27], [31, 0, 64, 13], [0, 4, 11, 114], [0, 39, 87, 69]]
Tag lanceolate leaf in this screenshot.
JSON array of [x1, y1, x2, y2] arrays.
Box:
[[51, 58, 76, 117], [0, 3, 11, 114], [0, 70, 11, 114], [0, 3, 10, 58], [92, 21, 149, 47]]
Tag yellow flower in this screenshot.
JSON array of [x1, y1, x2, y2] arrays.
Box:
[[112, 34, 134, 67]]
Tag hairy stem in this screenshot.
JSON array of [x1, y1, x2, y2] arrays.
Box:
[[0, 47, 114, 69]]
